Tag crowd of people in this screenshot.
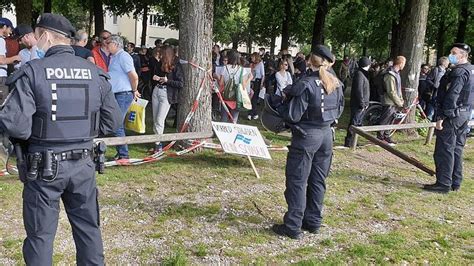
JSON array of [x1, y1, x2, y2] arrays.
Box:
[[1, 16, 472, 153]]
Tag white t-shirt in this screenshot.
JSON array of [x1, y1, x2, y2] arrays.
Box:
[[275, 71, 292, 96], [0, 38, 7, 77]]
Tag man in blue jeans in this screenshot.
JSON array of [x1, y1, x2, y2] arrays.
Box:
[[106, 35, 140, 159]]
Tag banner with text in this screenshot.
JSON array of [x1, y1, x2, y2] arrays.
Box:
[[211, 122, 271, 159]]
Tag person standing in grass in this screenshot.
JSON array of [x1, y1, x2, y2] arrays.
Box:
[[424, 43, 473, 193], [150, 45, 184, 153], [272, 45, 344, 239]]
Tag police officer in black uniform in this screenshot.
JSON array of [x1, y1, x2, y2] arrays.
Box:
[[424, 43, 473, 193], [271, 45, 344, 239], [0, 13, 121, 264]]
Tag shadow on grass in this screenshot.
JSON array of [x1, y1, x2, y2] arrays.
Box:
[[334, 168, 424, 192], [158, 150, 250, 169]]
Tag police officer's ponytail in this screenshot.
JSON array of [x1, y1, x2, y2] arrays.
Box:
[[310, 54, 338, 95]]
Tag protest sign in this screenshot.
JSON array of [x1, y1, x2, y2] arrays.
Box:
[[211, 122, 271, 160]]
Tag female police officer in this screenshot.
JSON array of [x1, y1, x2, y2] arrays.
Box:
[[271, 45, 344, 239]]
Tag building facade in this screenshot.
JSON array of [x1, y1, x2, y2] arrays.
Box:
[[104, 11, 179, 48]]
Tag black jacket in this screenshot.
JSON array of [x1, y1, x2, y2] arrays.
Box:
[[350, 68, 370, 109], [151, 59, 184, 105]]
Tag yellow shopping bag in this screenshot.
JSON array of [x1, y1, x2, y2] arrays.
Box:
[[125, 98, 148, 133]]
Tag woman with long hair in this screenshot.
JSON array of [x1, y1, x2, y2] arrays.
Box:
[[151, 45, 184, 152], [275, 58, 293, 96], [248, 52, 265, 120], [271, 45, 344, 239]]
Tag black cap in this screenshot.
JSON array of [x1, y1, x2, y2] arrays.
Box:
[[13, 24, 33, 39], [0, 18, 13, 28], [358, 57, 371, 68], [452, 43, 471, 54], [36, 13, 76, 38], [311, 45, 334, 63]]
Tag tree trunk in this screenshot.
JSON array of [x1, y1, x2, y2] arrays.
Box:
[[43, 0, 52, 13], [399, 0, 429, 136], [362, 37, 368, 56], [455, 0, 470, 43], [232, 39, 238, 50], [140, 5, 149, 46], [436, 17, 446, 60], [311, 0, 328, 49], [15, 0, 32, 25], [88, 1, 94, 37], [93, 0, 104, 36], [389, 19, 401, 59], [280, 0, 291, 51], [178, 0, 213, 133], [270, 35, 276, 55], [246, 36, 252, 54]]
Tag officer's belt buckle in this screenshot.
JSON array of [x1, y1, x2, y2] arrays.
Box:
[[56, 149, 91, 161]]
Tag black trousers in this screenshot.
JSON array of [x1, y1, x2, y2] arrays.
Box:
[[22, 157, 104, 265], [283, 127, 333, 233], [377, 105, 398, 139], [249, 79, 262, 116], [345, 107, 366, 146], [433, 111, 470, 188]]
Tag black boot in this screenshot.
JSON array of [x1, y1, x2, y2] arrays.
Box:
[[271, 224, 302, 239], [301, 223, 320, 234], [422, 183, 450, 194]]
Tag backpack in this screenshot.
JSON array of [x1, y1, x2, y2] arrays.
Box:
[[373, 69, 388, 100], [223, 66, 243, 101]]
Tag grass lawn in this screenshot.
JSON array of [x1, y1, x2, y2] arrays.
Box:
[[0, 102, 473, 264]]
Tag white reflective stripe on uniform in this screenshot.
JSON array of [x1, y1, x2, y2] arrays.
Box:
[[321, 88, 325, 112], [51, 83, 57, 121]]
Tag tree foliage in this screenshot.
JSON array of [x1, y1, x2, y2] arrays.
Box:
[[1, 0, 473, 61]]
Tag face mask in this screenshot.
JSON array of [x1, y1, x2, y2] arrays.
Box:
[[448, 54, 458, 65], [36, 49, 46, 59], [35, 32, 48, 59]]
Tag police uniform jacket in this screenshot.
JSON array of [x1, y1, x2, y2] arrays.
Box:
[[436, 63, 474, 120], [283, 71, 344, 131], [0, 45, 122, 153]]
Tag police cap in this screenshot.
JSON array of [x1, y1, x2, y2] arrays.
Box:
[[311, 45, 334, 63], [452, 43, 471, 54], [13, 24, 33, 39], [36, 13, 76, 38], [0, 17, 13, 28]]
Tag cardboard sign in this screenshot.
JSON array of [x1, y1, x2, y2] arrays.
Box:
[[211, 122, 271, 159]]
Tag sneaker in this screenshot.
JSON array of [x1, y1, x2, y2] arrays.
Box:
[[451, 185, 460, 191], [252, 114, 259, 120], [301, 223, 319, 234], [422, 183, 450, 194], [271, 224, 302, 239], [114, 154, 129, 160], [385, 137, 397, 145], [154, 143, 163, 154], [247, 115, 252, 120]]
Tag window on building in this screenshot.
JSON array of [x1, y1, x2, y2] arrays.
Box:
[[149, 14, 166, 27], [113, 15, 118, 25]]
